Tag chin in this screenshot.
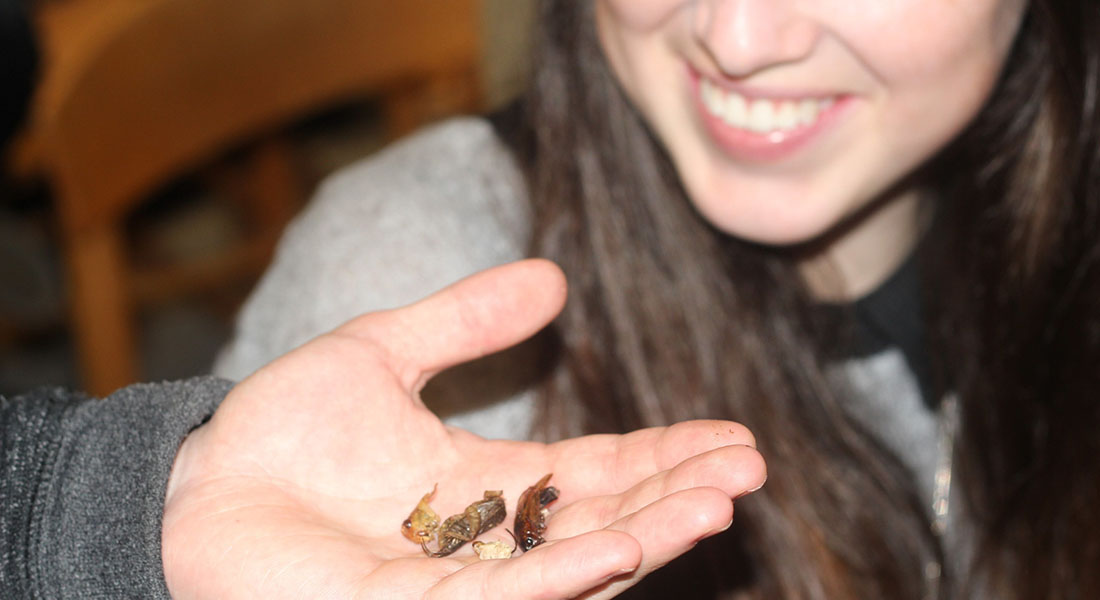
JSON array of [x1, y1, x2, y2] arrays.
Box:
[[692, 198, 846, 248]]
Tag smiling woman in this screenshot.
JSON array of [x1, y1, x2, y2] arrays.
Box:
[[594, 0, 1025, 255], [514, 1, 1099, 597], [215, 1, 1100, 598]]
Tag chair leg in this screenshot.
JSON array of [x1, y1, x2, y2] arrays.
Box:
[[380, 82, 426, 141], [239, 135, 303, 239], [206, 134, 303, 242], [66, 225, 138, 396]]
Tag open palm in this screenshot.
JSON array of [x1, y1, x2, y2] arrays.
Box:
[[162, 260, 765, 599]]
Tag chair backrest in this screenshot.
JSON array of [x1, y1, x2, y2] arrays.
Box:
[[41, 0, 480, 237]]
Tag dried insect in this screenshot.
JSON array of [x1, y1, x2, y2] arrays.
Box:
[[512, 473, 559, 552], [472, 540, 515, 560], [401, 484, 441, 544], [422, 490, 507, 557]]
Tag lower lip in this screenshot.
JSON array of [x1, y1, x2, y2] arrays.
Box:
[[688, 68, 851, 163]]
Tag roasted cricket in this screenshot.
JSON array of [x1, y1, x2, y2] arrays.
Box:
[[401, 484, 441, 544], [512, 473, 559, 552], [422, 490, 507, 557], [472, 540, 515, 560]]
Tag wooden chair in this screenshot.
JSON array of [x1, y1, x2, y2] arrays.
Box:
[[16, 0, 482, 396]]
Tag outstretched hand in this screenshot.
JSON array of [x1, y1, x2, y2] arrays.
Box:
[[162, 259, 766, 599]]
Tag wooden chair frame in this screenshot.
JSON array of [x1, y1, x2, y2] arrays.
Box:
[[25, 0, 481, 395]]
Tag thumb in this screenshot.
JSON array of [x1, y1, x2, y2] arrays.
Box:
[[338, 258, 567, 393]]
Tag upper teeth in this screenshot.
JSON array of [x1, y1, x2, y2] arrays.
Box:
[[700, 79, 834, 133]]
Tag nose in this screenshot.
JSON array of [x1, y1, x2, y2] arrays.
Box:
[[693, 0, 822, 77]]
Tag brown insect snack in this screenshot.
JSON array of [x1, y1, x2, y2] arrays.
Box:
[[400, 484, 440, 544], [420, 490, 508, 557], [512, 473, 559, 552]]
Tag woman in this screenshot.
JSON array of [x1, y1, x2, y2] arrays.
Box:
[[217, 0, 1100, 597]]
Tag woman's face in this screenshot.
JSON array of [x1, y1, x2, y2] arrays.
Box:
[[595, 0, 1027, 245]]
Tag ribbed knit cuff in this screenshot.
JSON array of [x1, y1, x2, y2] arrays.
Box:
[[1, 376, 232, 598]]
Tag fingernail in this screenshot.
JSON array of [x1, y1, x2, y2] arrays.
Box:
[[601, 567, 636, 582], [694, 516, 734, 544], [734, 476, 767, 500]]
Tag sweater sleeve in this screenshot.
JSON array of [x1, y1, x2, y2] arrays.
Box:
[[0, 376, 233, 598]]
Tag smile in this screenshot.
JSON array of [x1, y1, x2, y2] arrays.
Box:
[[699, 78, 836, 135], [689, 68, 851, 162]]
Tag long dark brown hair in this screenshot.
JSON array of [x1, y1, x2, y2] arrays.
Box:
[[501, 1, 1100, 598]]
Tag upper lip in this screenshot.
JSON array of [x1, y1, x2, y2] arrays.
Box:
[[690, 64, 841, 101]]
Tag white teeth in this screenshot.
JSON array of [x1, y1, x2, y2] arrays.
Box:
[[700, 78, 834, 133], [798, 99, 819, 126], [747, 99, 774, 133], [726, 92, 748, 125], [775, 101, 798, 131]]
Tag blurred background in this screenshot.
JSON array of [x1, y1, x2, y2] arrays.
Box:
[[0, 0, 536, 397]]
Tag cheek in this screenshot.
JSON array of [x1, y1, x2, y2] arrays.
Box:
[[597, 0, 684, 30], [595, 0, 691, 119], [850, 1, 1021, 95], [867, 9, 1020, 163]]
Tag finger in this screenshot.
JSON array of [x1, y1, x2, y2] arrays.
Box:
[[582, 487, 736, 599], [425, 530, 641, 600], [339, 259, 567, 392], [547, 419, 759, 498], [612, 443, 766, 515], [547, 443, 765, 537]]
